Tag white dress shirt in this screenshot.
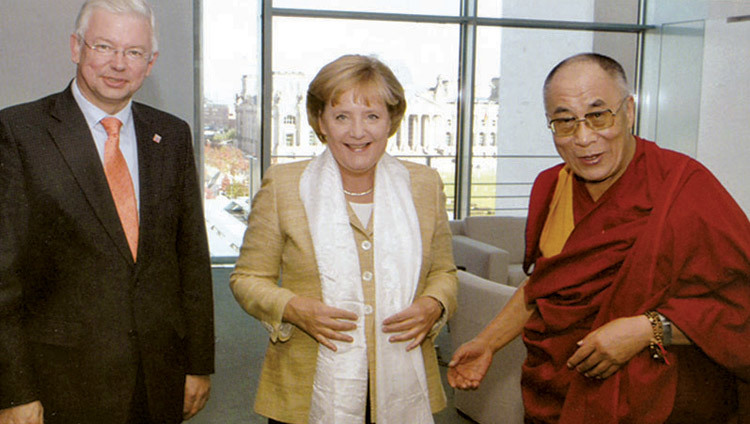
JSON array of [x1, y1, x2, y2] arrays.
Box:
[[71, 79, 140, 210]]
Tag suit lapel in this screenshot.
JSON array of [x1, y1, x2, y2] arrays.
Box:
[[132, 104, 166, 269], [48, 87, 135, 264]]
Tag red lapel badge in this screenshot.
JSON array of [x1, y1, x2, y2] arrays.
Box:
[[152, 134, 162, 143]]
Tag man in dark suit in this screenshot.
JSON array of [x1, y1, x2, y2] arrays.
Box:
[[0, 1, 214, 423]]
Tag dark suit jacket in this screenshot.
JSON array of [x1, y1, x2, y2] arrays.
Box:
[[0, 86, 214, 423]]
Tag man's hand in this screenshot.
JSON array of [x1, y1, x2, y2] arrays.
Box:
[[382, 297, 443, 351], [282, 296, 359, 351], [567, 315, 653, 379], [447, 338, 494, 390], [0, 401, 44, 424], [183, 375, 210, 420]]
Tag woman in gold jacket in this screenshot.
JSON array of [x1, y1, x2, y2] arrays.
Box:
[[230, 54, 457, 424]]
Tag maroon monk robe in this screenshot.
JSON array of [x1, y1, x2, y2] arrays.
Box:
[[521, 137, 750, 423]]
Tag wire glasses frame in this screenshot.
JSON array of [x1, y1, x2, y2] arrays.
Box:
[[547, 96, 630, 137], [81, 39, 152, 63]]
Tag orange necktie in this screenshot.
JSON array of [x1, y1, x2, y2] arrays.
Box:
[[101, 117, 139, 261]]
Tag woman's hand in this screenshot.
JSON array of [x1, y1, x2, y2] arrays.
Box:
[[282, 296, 359, 351], [447, 338, 494, 390], [382, 297, 443, 351], [567, 315, 653, 379]]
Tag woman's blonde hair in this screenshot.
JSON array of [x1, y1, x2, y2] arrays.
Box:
[[307, 55, 406, 142]]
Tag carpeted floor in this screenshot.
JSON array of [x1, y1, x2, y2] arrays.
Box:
[[190, 266, 475, 423]]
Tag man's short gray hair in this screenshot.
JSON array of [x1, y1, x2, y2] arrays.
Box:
[[74, 0, 158, 54], [543, 53, 630, 107]]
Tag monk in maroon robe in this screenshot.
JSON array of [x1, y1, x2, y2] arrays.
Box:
[[448, 53, 750, 424]]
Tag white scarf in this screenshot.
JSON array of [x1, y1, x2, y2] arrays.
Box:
[[300, 148, 433, 424]]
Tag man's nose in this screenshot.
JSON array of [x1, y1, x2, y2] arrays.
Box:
[[573, 120, 596, 146], [109, 51, 128, 70]]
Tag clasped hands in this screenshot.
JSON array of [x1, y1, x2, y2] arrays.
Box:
[[283, 296, 443, 352], [448, 315, 654, 390]]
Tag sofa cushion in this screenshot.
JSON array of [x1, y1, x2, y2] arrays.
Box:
[[463, 216, 527, 263], [507, 264, 528, 287], [452, 235, 509, 284]]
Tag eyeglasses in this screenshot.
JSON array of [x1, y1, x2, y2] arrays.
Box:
[[547, 96, 629, 137], [82, 39, 151, 63]]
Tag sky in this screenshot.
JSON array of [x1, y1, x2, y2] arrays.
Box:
[[202, 0, 502, 105]]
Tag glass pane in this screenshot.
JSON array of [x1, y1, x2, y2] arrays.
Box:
[[478, 0, 641, 25], [202, 0, 260, 259], [654, 20, 705, 157], [273, 0, 459, 16], [470, 26, 639, 216], [272, 17, 460, 214]]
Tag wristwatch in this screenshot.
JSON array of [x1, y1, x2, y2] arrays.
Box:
[[658, 313, 672, 346]]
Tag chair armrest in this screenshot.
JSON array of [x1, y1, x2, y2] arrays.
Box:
[[452, 235, 510, 284], [449, 271, 525, 424], [448, 219, 465, 236]]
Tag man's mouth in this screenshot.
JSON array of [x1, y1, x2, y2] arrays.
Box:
[[579, 153, 602, 165], [103, 76, 127, 87]]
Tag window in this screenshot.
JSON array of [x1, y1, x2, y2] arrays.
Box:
[[201, 0, 647, 258], [469, 25, 640, 216]]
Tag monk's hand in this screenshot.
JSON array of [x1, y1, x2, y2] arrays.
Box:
[[447, 338, 494, 390], [283, 295, 358, 351], [382, 296, 443, 351], [183, 375, 211, 420], [567, 315, 653, 379], [0, 401, 44, 424]]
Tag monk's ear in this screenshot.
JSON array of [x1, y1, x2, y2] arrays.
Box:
[[625, 96, 636, 130]]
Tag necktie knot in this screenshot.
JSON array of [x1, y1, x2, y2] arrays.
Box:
[[101, 117, 122, 138]]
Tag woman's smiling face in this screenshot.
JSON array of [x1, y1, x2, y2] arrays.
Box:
[[319, 88, 391, 181]]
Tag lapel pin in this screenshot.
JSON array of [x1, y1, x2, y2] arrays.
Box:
[[152, 134, 162, 143]]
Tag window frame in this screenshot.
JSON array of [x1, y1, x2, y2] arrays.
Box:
[[256, 1, 652, 219]]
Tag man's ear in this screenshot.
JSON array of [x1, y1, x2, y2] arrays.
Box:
[[70, 34, 82, 64], [144, 51, 159, 77]]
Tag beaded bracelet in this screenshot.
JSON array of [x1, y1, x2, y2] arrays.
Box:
[[644, 311, 670, 365]]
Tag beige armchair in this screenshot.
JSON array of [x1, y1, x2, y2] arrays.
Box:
[[449, 271, 525, 424], [450, 216, 528, 286]]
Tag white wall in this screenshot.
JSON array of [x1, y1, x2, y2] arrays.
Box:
[[697, 17, 750, 216], [0, 0, 195, 129], [641, 1, 750, 216]]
